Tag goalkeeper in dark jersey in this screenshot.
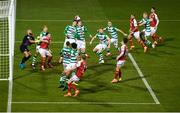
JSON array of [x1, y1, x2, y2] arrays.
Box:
[[19, 29, 36, 69]]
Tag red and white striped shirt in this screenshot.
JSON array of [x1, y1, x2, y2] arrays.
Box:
[[118, 44, 128, 61], [130, 18, 139, 32], [149, 12, 159, 27], [40, 36, 51, 49]]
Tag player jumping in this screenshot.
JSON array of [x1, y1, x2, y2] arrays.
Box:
[[111, 37, 128, 83], [64, 55, 87, 97], [76, 21, 92, 56], [64, 21, 77, 46], [103, 21, 127, 50], [90, 28, 111, 64], [19, 29, 36, 69], [39, 33, 53, 71], [128, 14, 148, 53], [149, 7, 163, 47]]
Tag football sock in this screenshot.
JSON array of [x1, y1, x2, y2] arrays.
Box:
[[68, 82, 77, 92], [32, 55, 37, 65], [41, 57, 46, 67], [129, 39, 134, 47], [47, 56, 52, 64], [96, 52, 104, 61], [138, 40, 146, 48], [152, 34, 159, 41], [21, 55, 31, 64], [118, 69, 122, 78], [114, 70, 119, 79]]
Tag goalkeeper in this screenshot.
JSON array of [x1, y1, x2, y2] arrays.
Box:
[[19, 29, 36, 69]]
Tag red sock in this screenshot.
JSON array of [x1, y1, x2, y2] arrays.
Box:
[[47, 56, 52, 64], [119, 69, 122, 78], [138, 40, 145, 48], [72, 84, 77, 91], [41, 57, 46, 67], [152, 34, 159, 41], [128, 36, 134, 47], [68, 83, 72, 92], [114, 71, 119, 79]]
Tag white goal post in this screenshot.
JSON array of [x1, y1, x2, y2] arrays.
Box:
[[0, 0, 16, 112]]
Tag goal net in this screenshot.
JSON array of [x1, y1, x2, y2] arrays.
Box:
[[0, 0, 15, 81]]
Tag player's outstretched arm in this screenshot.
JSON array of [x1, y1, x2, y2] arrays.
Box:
[[117, 28, 127, 36], [89, 35, 96, 45]]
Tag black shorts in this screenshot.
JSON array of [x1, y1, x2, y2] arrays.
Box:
[[20, 45, 29, 53]]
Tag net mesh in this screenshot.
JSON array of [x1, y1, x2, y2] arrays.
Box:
[[0, 1, 10, 79]]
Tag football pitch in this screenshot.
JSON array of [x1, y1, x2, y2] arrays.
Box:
[[1, 0, 180, 112]]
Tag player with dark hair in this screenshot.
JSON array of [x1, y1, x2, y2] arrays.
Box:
[[64, 55, 87, 97], [149, 7, 163, 48], [111, 37, 128, 83]]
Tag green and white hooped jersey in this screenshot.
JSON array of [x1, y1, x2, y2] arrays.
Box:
[[105, 26, 118, 39], [70, 49, 78, 64], [76, 25, 88, 41], [96, 33, 109, 45], [60, 47, 71, 64], [35, 31, 47, 45], [40, 31, 47, 37], [64, 25, 77, 39], [140, 18, 151, 32]]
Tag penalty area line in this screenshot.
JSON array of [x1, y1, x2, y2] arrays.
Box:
[[16, 19, 180, 22], [12, 101, 156, 105], [128, 53, 160, 104]]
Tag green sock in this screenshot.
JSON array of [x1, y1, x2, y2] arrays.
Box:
[[32, 55, 37, 66]]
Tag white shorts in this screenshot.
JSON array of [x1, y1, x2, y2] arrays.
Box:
[[150, 27, 157, 35], [66, 63, 76, 70], [95, 43, 107, 52], [132, 31, 140, 39], [69, 75, 80, 83], [36, 45, 40, 53], [143, 29, 151, 37], [39, 48, 52, 57], [117, 60, 125, 67], [76, 40, 86, 49], [111, 38, 118, 47], [64, 38, 76, 47], [63, 63, 70, 70]]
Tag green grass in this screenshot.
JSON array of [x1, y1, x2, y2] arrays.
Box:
[[1, 0, 180, 112]]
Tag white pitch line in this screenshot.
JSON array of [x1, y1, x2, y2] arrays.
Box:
[[0, 78, 9, 81], [128, 53, 160, 104], [16, 19, 180, 22], [15, 41, 99, 44], [12, 101, 156, 105]]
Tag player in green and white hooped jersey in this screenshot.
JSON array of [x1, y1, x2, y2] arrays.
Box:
[[139, 12, 152, 47], [31, 25, 48, 69], [64, 21, 77, 47], [59, 41, 72, 70], [59, 41, 72, 91], [103, 21, 127, 50], [59, 43, 79, 91], [76, 21, 92, 56], [90, 28, 111, 64]]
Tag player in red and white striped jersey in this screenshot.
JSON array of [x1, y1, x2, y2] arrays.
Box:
[[111, 38, 128, 83], [39, 33, 53, 71], [149, 7, 163, 47], [128, 14, 148, 53]]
